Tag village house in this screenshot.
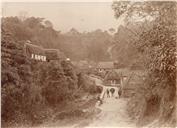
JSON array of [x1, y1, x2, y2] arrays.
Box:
[[102, 67, 146, 97], [96, 61, 114, 73], [25, 43, 46, 62], [103, 70, 121, 87], [25, 42, 66, 62]]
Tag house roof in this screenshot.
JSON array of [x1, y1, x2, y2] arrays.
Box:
[[104, 70, 121, 80], [25, 43, 45, 57], [71, 60, 89, 69], [25, 43, 66, 61], [97, 62, 114, 69]]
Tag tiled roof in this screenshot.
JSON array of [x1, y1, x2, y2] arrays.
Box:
[[104, 70, 121, 80], [25, 43, 45, 56]]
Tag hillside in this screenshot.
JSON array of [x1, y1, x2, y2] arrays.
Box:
[[1, 23, 99, 126], [2, 17, 113, 61]]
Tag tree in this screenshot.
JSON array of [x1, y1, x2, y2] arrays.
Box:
[[44, 20, 53, 28], [112, 1, 177, 126], [108, 28, 116, 35], [1, 27, 34, 123]]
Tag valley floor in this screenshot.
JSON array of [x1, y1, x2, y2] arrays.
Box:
[[85, 97, 136, 128], [40, 96, 136, 128]]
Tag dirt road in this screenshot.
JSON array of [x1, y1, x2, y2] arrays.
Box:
[[84, 97, 136, 127], [78, 76, 137, 128], [40, 76, 136, 128]]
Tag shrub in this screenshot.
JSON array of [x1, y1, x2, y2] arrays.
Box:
[[1, 30, 34, 124]]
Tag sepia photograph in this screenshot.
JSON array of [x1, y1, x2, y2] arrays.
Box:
[[1, 0, 177, 127]]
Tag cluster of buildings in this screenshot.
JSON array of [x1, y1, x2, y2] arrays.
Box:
[[71, 60, 146, 97], [24, 41, 146, 97]]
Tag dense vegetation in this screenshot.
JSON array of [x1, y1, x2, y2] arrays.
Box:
[[111, 23, 148, 68], [2, 1, 176, 127], [112, 1, 176, 126], [2, 17, 113, 61], [1, 17, 99, 126]]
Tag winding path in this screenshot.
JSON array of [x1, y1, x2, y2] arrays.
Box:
[[85, 97, 136, 127], [82, 75, 137, 127], [40, 75, 137, 128]]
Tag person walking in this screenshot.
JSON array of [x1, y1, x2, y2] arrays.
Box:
[[118, 87, 122, 97], [110, 88, 115, 97], [106, 89, 110, 98]]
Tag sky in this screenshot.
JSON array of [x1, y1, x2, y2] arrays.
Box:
[[2, 2, 124, 33]]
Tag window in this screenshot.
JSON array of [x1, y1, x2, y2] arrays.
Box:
[[31, 54, 34, 59]]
